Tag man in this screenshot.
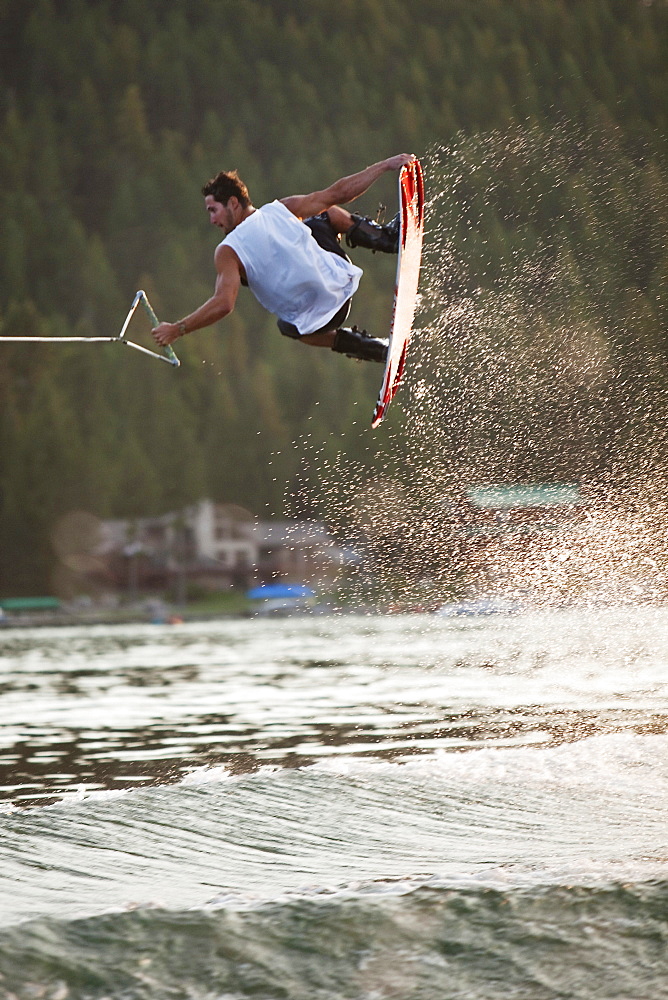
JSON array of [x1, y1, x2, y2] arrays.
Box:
[[152, 154, 415, 363]]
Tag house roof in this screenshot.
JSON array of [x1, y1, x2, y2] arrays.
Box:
[[467, 484, 583, 510]]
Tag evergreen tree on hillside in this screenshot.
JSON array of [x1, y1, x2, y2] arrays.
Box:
[[0, 0, 666, 593]]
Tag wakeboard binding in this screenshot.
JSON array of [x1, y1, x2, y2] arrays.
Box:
[[332, 325, 389, 363], [345, 212, 400, 254]]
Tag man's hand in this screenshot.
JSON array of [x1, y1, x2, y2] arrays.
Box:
[[152, 322, 183, 347], [383, 153, 416, 171]]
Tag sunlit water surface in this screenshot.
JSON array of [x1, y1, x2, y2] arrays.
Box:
[[1, 609, 667, 999]]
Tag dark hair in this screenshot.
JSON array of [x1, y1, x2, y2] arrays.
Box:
[[201, 170, 250, 208]]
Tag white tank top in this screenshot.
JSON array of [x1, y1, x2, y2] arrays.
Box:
[[222, 201, 362, 335]]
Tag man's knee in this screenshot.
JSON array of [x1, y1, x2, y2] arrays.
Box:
[[304, 213, 349, 260], [325, 205, 353, 235], [277, 319, 301, 340]]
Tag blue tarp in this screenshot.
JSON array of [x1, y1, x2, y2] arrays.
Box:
[[246, 583, 315, 600]]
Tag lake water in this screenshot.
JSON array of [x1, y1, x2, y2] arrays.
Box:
[[1, 609, 667, 998]]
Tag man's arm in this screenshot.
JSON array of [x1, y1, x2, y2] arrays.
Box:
[[281, 153, 415, 220], [152, 245, 241, 347]]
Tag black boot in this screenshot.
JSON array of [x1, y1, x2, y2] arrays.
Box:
[[345, 212, 400, 254], [332, 325, 388, 363]]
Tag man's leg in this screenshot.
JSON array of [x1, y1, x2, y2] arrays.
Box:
[[275, 213, 390, 362], [302, 211, 350, 260], [299, 330, 336, 348], [324, 206, 356, 238], [325, 206, 400, 255], [277, 318, 387, 364], [300, 327, 387, 363], [277, 299, 351, 346]]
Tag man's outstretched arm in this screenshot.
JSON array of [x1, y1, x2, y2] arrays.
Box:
[[152, 245, 241, 347], [281, 154, 415, 220]]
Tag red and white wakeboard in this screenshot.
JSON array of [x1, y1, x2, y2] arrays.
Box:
[[371, 157, 424, 428]]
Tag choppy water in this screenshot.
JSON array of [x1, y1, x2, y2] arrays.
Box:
[[1, 609, 668, 999]]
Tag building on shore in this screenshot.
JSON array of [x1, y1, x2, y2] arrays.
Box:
[[93, 499, 351, 595]]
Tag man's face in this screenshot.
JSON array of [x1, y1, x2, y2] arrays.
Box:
[[205, 195, 237, 234]]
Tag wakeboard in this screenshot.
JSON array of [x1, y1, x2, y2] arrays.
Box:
[[371, 157, 424, 428]]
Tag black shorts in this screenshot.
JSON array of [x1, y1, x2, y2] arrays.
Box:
[[277, 213, 353, 340], [303, 212, 350, 261]]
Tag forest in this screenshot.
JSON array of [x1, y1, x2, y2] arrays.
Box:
[[0, 0, 666, 595]]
